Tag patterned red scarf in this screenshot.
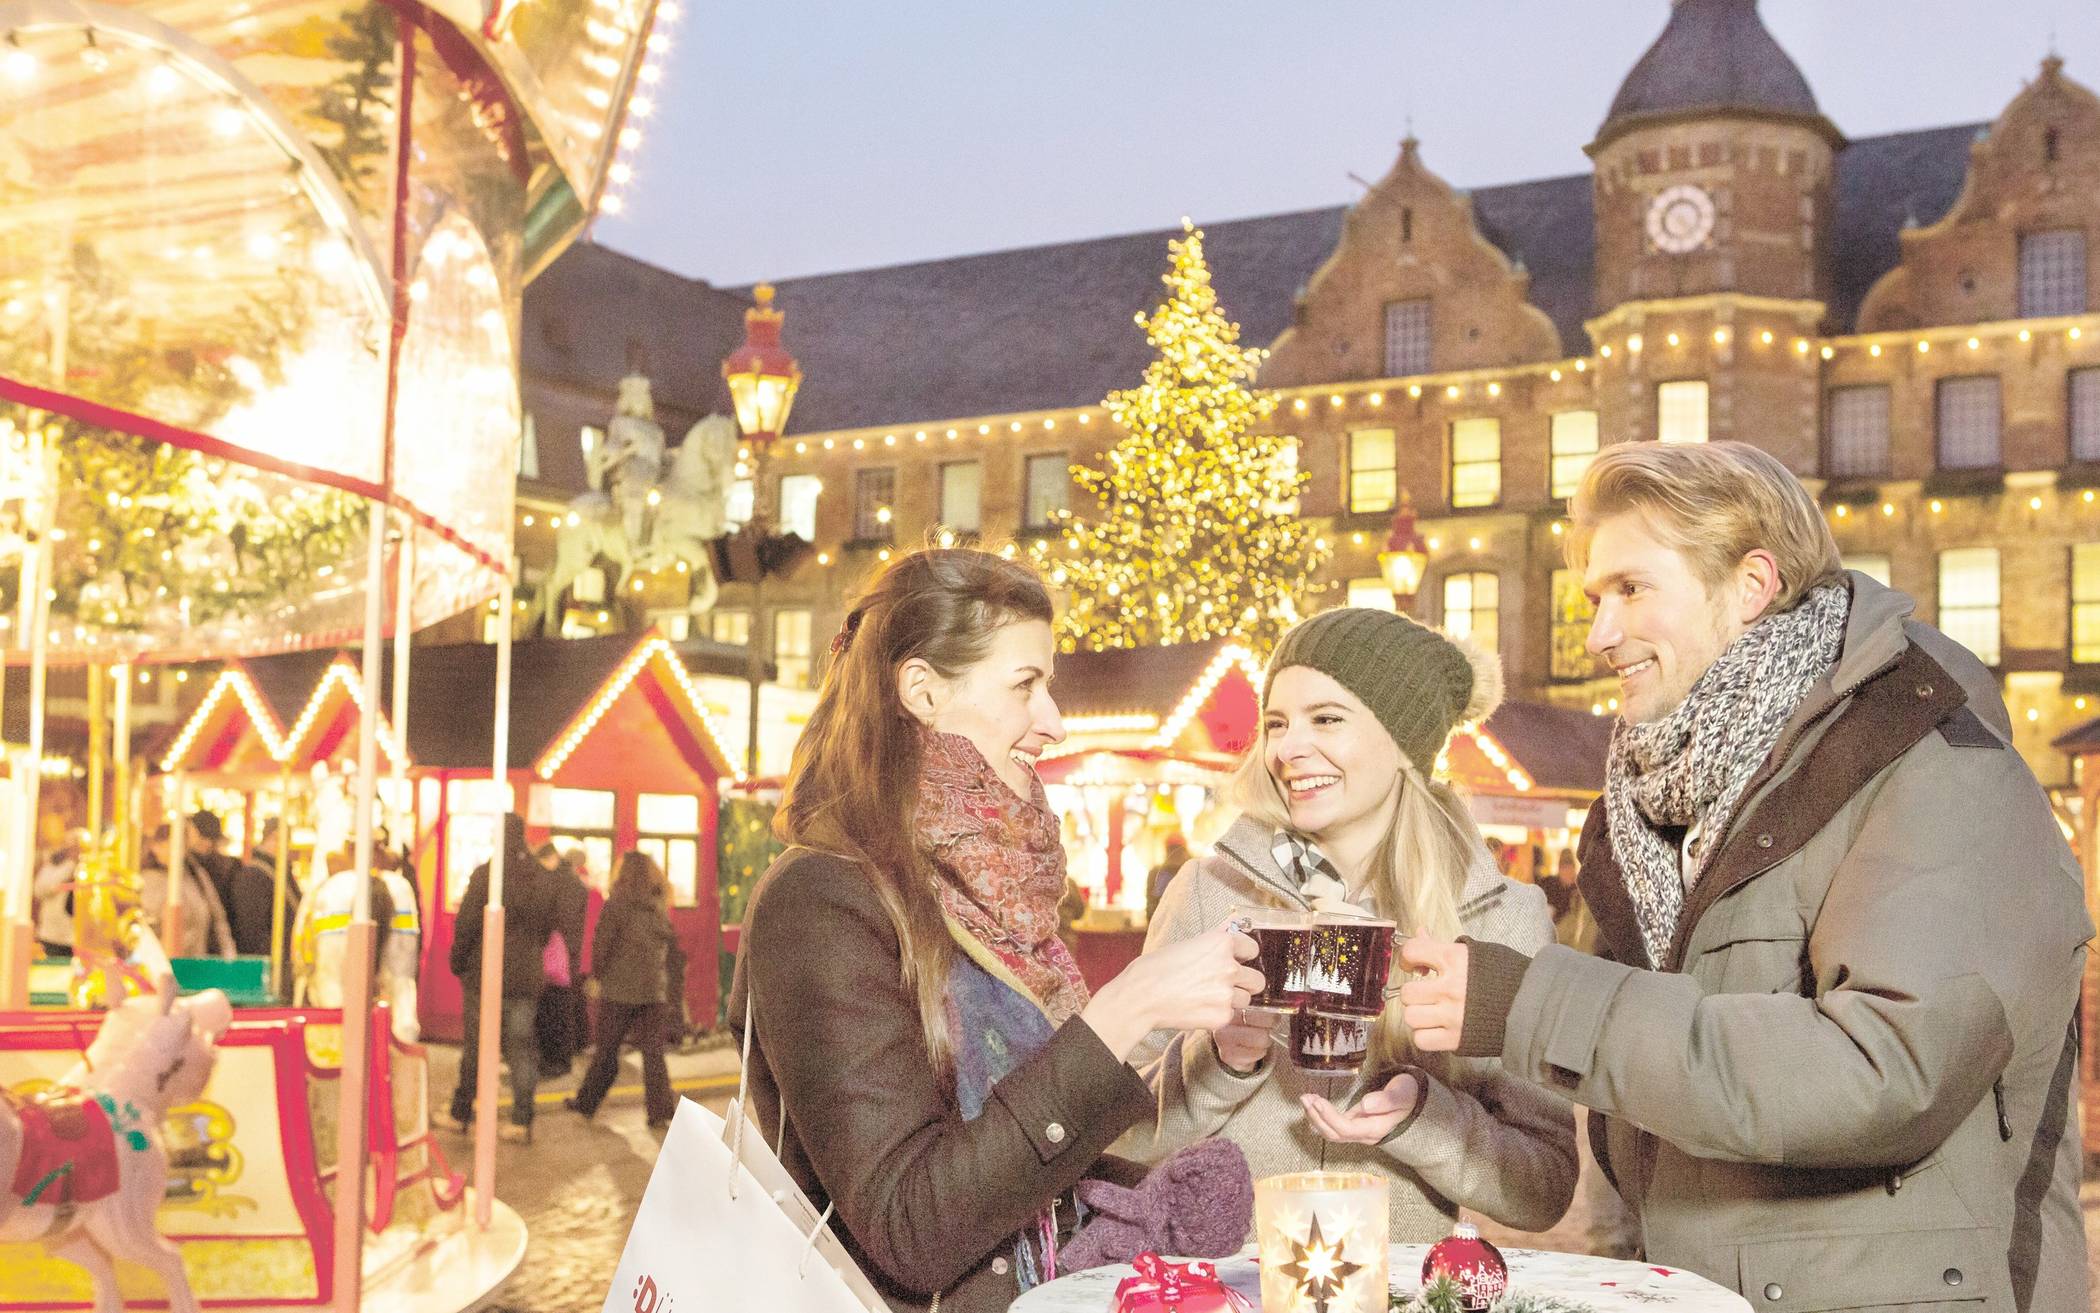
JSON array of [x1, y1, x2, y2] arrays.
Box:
[[915, 726, 1090, 1023]]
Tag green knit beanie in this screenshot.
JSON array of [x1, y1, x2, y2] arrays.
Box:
[[1263, 608, 1504, 774]]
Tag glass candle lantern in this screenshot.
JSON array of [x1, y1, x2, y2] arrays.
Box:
[[1254, 1172, 1390, 1313]]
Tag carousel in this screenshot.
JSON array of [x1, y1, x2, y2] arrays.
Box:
[[0, 0, 676, 1308]]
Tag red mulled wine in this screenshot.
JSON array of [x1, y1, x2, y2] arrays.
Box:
[[1235, 908, 1315, 1018], [1302, 914, 1397, 1017], [1289, 1007, 1372, 1073]]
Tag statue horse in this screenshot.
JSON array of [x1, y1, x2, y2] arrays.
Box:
[[0, 973, 233, 1313]]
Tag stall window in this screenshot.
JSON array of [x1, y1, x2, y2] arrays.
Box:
[[1549, 411, 1599, 499], [1449, 418, 1501, 509], [444, 777, 516, 912], [709, 609, 750, 646], [1349, 428, 1397, 513], [1549, 568, 1596, 681], [1442, 572, 1499, 654], [634, 792, 703, 909], [1937, 548, 2001, 666], [544, 786, 615, 891], [1657, 381, 1709, 445]]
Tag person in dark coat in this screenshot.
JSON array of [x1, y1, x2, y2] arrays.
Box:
[[534, 846, 590, 1077], [445, 813, 556, 1141], [229, 818, 298, 961], [568, 850, 678, 1126]]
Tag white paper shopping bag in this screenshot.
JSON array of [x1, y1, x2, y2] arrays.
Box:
[[601, 1096, 889, 1313]]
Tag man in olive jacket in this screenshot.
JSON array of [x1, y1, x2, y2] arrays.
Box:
[[1399, 443, 2090, 1312]]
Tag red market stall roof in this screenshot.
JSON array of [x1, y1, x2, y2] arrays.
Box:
[[2053, 717, 2100, 756], [160, 629, 740, 783]]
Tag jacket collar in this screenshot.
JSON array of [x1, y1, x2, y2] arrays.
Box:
[[1212, 813, 1506, 919]]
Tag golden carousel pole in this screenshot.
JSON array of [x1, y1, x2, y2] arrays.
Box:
[[271, 758, 291, 1001], [0, 421, 51, 1008]]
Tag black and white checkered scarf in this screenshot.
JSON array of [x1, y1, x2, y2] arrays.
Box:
[[1605, 581, 1849, 968]]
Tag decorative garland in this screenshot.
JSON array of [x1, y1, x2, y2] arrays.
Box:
[[1392, 1276, 1599, 1313]]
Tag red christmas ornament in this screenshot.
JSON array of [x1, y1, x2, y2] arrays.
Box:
[[1421, 1222, 1509, 1311]]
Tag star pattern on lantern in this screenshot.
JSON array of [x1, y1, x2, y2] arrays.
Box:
[[1278, 1212, 1363, 1313]]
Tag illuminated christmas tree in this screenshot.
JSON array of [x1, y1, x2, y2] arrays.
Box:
[[1035, 222, 1328, 653]]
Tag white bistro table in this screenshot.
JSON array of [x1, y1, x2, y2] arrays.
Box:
[[1010, 1244, 1751, 1313]]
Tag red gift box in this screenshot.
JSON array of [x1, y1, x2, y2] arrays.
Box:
[[1113, 1253, 1253, 1313]]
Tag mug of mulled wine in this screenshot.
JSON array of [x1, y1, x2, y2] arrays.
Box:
[[1289, 1007, 1373, 1073], [1301, 913, 1398, 1017], [1231, 907, 1317, 1019]]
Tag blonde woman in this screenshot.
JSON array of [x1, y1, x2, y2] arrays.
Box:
[[1130, 608, 1576, 1240]]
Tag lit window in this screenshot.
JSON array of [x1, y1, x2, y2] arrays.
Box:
[[1346, 578, 1396, 612], [939, 461, 982, 532], [1825, 385, 1891, 478], [1549, 568, 1595, 681], [1657, 380, 1709, 445], [773, 608, 813, 689], [1841, 553, 1891, 587], [1936, 376, 2001, 469], [709, 608, 750, 646], [1450, 418, 1501, 509], [1442, 572, 1499, 654], [1385, 299, 1431, 377], [778, 473, 821, 541], [1937, 548, 2000, 666], [852, 467, 895, 541], [1024, 453, 1070, 529], [2071, 367, 2100, 463], [1349, 428, 1397, 514], [2074, 545, 2100, 664], [2019, 229, 2087, 318], [636, 792, 703, 909], [545, 787, 615, 831], [1549, 411, 1599, 499]]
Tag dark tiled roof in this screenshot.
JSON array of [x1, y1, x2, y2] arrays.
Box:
[[1597, 0, 1831, 148], [2051, 715, 2100, 755], [753, 126, 1972, 437], [240, 648, 341, 729], [1481, 701, 1613, 794], [521, 242, 751, 493], [1050, 639, 1243, 720]]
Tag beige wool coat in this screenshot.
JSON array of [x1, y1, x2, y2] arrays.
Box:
[[1122, 817, 1578, 1241], [1502, 573, 2091, 1312]]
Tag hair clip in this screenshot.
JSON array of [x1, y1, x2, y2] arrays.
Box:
[[829, 609, 864, 656]]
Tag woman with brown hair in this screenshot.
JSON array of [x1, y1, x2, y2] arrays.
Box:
[[730, 546, 1261, 1313], [569, 850, 677, 1127]]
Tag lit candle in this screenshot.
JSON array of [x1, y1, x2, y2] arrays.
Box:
[[1255, 1172, 1389, 1313]]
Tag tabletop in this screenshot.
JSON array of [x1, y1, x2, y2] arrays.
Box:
[[1009, 1244, 1751, 1313]]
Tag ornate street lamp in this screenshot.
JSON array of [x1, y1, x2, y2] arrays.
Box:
[[1379, 490, 1430, 614], [722, 284, 801, 448], [720, 283, 809, 778]]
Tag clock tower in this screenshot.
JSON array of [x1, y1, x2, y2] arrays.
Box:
[[1586, 0, 1842, 461], [1589, 0, 1842, 313]]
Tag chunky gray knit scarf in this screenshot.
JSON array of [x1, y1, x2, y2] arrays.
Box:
[[1605, 581, 1850, 968]]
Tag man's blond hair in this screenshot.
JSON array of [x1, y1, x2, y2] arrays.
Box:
[[1566, 441, 1842, 612]]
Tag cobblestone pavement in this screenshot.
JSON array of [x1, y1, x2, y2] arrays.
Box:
[[428, 1043, 2100, 1311]]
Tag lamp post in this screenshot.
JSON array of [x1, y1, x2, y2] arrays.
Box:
[[721, 284, 804, 780], [1378, 490, 1430, 615]]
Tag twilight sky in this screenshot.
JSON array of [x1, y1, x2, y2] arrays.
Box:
[[597, 1, 2100, 288]]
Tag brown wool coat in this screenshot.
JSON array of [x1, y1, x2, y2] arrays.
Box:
[[728, 848, 1154, 1313], [1501, 573, 2092, 1312]]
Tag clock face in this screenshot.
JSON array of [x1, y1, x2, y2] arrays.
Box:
[[1646, 184, 1716, 255]]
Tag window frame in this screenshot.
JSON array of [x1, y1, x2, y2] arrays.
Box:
[[1448, 417, 1502, 510], [1023, 452, 1071, 531], [1549, 410, 1599, 501], [1824, 384, 1892, 479], [1548, 567, 1596, 682], [1347, 427, 1397, 515], [1935, 375, 2003, 471], [938, 459, 984, 533], [772, 607, 814, 689], [2018, 228, 2088, 319], [1656, 379, 1710, 446], [1936, 547, 2002, 668], [2073, 544, 2100, 665], [777, 472, 822, 542], [851, 467, 897, 543], [2071, 367, 2100, 464], [1441, 571, 1500, 655], [1384, 298, 1432, 377]]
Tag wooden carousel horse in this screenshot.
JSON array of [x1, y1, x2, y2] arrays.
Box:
[[0, 972, 233, 1313]]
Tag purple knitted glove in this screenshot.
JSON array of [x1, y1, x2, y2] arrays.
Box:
[[1057, 1138, 1254, 1274]]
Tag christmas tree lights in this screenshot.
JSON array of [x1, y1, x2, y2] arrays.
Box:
[[1035, 222, 1329, 654]]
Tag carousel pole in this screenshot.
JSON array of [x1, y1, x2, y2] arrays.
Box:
[[1, 424, 52, 1008], [391, 518, 414, 892], [473, 547, 516, 1231], [85, 666, 104, 862], [164, 772, 187, 958], [112, 664, 130, 876], [331, 499, 388, 1310], [271, 760, 291, 1001]]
